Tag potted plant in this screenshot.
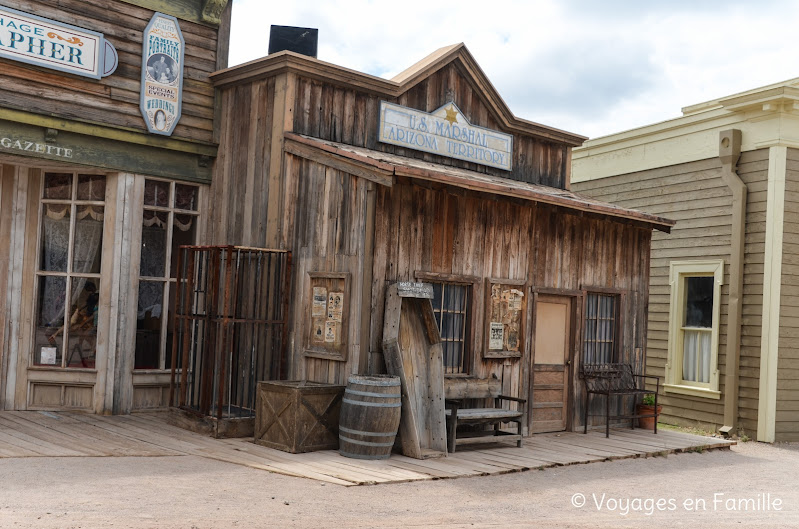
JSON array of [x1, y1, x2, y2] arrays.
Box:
[[636, 393, 662, 430]]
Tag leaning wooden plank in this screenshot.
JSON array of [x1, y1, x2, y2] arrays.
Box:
[[381, 284, 447, 459]]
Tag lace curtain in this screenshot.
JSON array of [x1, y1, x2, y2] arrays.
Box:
[[683, 329, 711, 383], [40, 212, 103, 326]]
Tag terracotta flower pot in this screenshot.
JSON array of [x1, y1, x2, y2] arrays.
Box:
[[636, 404, 662, 430]]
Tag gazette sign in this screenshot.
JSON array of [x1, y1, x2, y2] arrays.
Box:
[[379, 101, 513, 171], [0, 6, 118, 79], [140, 13, 184, 136]]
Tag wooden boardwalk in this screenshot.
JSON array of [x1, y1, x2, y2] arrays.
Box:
[[0, 411, 735, 486]]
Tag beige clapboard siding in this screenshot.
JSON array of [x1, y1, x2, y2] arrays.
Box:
[[573, 148, 769, 434], [775, 148, 799, 441], [0, 0, 219, 144]]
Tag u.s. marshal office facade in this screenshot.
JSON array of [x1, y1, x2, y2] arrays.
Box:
[[208, 43, 674, 435], [0, 0, 231, 414]]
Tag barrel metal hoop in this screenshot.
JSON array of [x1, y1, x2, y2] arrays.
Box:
[[338, 425, 397, 437], [338, 450, 391, 460], [339, 435, 395, 447], [342, 398, 401, 408], [344, 389, 402, 399], [347, 376, 400, 387]]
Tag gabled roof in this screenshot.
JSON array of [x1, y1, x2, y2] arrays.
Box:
[[211, 44, 586, 146]]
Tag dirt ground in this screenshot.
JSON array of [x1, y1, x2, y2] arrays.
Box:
[[0, 440, 797, 529]]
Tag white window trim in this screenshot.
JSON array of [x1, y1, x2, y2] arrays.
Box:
[[664, 259, 723, 399]]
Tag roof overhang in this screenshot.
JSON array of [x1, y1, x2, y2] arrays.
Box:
[[284, 133, 674, 233]]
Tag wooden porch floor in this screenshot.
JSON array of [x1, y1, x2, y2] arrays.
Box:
[[0, 411, 735, 486]]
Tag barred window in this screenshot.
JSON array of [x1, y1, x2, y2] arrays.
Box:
[[430, 282, 472, 374], [583, 293, 618, 365]]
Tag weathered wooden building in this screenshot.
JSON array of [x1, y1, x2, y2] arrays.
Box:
[[573, 78, 799, 442], [209, 43, 673, 435], [0, 0, 231, 413]]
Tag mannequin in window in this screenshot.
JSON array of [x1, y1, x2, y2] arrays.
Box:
[[49, 282, 99, 343]]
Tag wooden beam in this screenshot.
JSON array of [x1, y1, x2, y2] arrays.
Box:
[[283, 139, 394, 188], [0, 119, 213, 183]]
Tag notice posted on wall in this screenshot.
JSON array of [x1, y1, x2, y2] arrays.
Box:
[[327, 292, 343, 322], [489, 322, 505, 350], [324, 321, 338, 343], [312, 287, 327, 317]]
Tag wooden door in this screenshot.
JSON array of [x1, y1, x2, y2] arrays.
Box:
[[530, 295, 572, 433]]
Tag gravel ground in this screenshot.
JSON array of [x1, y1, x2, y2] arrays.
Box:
[[0, 440, 796, 528]]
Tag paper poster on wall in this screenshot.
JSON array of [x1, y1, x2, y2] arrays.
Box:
[[312, 287, 327, 317], [486, 280, 525, 356], [506, 289, 523, 312], [327, 291, 343, 322], [312, 320, 325, 343], [489, 322, 504, 350], [324, 321, 338, 343], [307, 273, 349, 360]]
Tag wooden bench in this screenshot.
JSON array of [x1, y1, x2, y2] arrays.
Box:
[[582, 363, 660, 438], [444, 376, 526, 453]]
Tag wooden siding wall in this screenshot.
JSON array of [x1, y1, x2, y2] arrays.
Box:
[[292, 63, 570, 189], [573, 149, 769, 436], [369, 179, 653, 428], [209, 78, 277, 246], [0, 0, 219, 144], [0, 166, 12, 403], [777, 147, 799, 441]]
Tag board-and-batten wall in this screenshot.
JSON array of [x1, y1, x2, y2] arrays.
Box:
[[573, 149, 769, 435], [777, 147, 799, 441], [211, 65, 654, 428], [0, 0, 220, 144], [291, 63, 571, 189], [368, 179, 653, 426]]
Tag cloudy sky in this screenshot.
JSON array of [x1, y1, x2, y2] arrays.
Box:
[[228, 0, 799, 139]]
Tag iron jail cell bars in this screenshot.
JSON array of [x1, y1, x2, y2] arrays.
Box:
[[135, 179, 199, 370], [34, 172, 105, 369]]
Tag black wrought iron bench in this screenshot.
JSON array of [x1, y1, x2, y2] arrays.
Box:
[[444, 376, 526, 453], [582, 363, 660, 438]]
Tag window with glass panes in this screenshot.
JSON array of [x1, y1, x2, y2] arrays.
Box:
[[135, 179, 199, 370], [33, 173, 106, 369], [430, 282, 472, 374], [582, 293, 618, 365]]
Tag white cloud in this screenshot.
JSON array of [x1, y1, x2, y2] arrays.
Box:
[[229, 0, 799, 139]]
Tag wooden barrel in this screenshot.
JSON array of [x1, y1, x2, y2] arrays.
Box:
[[339, 375, 402, 460]]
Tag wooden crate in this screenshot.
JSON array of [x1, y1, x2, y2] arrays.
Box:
[[254, 381, 345, 453]]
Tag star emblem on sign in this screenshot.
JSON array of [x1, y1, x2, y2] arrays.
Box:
[[444, 105, 459, 125]]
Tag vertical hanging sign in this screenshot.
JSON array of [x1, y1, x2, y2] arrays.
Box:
[[140, 13, 184, 136]]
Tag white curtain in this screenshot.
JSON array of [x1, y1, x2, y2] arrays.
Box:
[[39, 210, 103, 327], [683, 329, 711, 383]]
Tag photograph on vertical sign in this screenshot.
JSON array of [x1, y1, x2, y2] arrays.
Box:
[[140, 12, 184, 136]]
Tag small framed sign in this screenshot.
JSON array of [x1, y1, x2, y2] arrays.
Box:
[[484, 278, 526, 358], [140, 13, 184, 136], [305, 272, 350, 361]]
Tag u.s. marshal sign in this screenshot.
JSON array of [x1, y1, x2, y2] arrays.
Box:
[[0, 6, 117, 79], [379, 101, 513, 171], [140, 13, 184, 136]]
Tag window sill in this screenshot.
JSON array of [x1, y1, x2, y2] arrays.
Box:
[[664, 383, 721, 399]]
